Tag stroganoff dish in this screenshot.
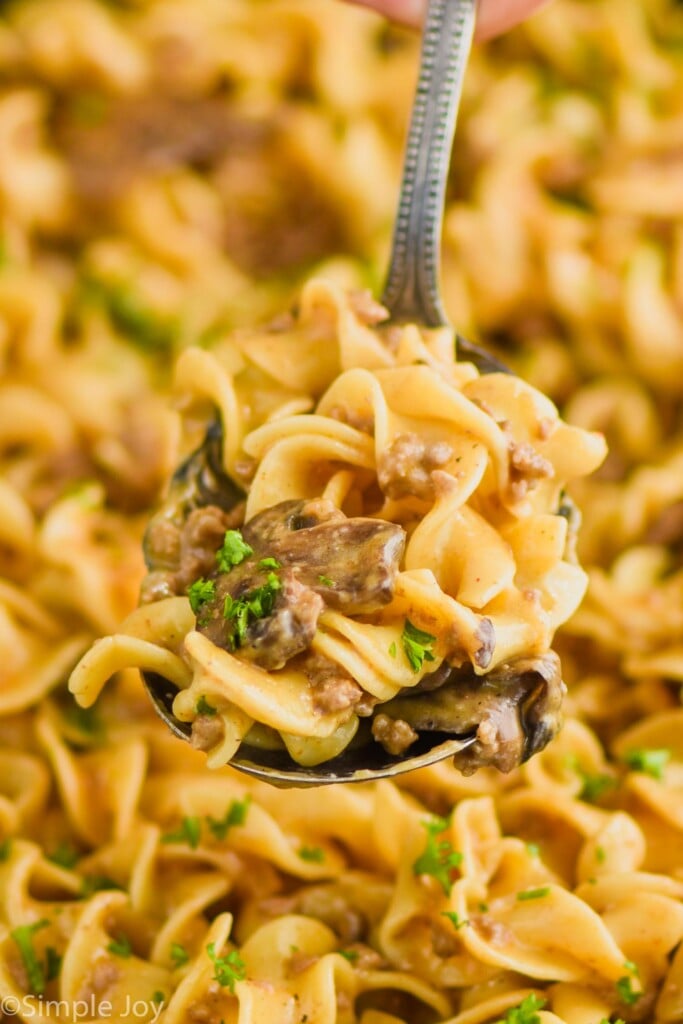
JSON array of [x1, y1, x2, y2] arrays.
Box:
[[69, 279, 606, 770], [2, 0, 683, 1022]]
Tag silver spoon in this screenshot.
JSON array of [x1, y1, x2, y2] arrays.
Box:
[[143, 0, 517, 785]]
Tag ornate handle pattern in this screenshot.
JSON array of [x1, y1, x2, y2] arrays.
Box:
[[382, 0, 476, 326]]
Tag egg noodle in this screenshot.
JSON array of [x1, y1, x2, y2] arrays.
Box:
[[1, 0, 683, 1022]]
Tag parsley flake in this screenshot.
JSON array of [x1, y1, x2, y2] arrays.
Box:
[[388, 641, 397, 658], [318, 574, 334, 587], [187, 578, 216, 615], [45, 947, 61, 982], [171, 942, 189, 968], [81, 875, 122, 896], [298, 846, 325, 863], [401, 619, 437, 672], [0, 838, 11, 861], [207, 796, 252, 840], [259, 557, 281, 570], [596, 845, 606, 864], [623, 747, 670, 780], [107, 935, 132, 958], [196, 695, 217, 716], [517, 887, 551, 901], [11, 920, 49, 994], [526, 843, 540, 858], [338, 949, 359, 962], [441, 911, 469, 930], [216, 530, 253, 573], [564, 755, 616, 802], [161, 817, 201, 849], [47, 842, 79, 869], [493, 994, 546, 1024], [412, 816, 462, 895], [616, 975, 641, 1005], [152, 991, 165, 1005], [206, 943, 246, 992], [222, 575, 282, 648]]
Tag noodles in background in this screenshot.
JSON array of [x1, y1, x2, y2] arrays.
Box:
[[1, 0, 683, 1021]]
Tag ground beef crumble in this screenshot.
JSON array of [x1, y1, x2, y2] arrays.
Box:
[[378, 432, 453, 500]]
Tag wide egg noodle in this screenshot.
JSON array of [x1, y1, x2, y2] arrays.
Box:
[[1, 0, 683, 1021]]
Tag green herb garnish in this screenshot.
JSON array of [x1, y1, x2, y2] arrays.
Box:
[[206, 943, 246, 992], [207, 796, 251, 840], [298, 846, 325, 863], [596, 845, 606, 864], [196, 695, 217, 716], [45, 947, 61, 982], [623, 748, 670, 780], [412, 815, 462, 895], [318, 574, 334, 587], [47, 842, 79, 869], [517, 887, 551, 901], [107, 935, 132, 958], [401, 619, 436, 672], [0, 838, 11, 861], [564, 755, 616, 802], [152, 991, 165, 1005], [493, 994, 546, 1024], [81, 875, 123, 896], [223, 575, 282, 648], [82, 276, 177, 353], [259, 557, 281, 570], [441, 911, 469, 930], [388, 641, 397, 658], [216, 530, 253, 573], [187, 578, 216, 615], [338, 949, 359, 962], [11, 920, 49, 994], [170, 942, 189, 968], [526, 843, 540, 858], [161, 817, 201, 849], [616, 975, 641, 1005]]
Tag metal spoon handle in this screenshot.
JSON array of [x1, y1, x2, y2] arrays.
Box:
[[381, 0, 476, 327]]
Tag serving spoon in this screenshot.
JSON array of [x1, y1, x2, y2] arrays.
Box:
[[143, 0, 512, 785]]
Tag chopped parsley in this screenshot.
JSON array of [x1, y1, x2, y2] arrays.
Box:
[[81, 875, 123, 896], [187, 578, 216, 615], [564, 755, 616, 802], [441, 911, 469, 930], [616, 975, 641, 1005], [206, 943, 246, 992], [412, 815, 462, 895], [0, 838, 11, 861], [599, 1019, 625, 1024], [478, 902, 489, 912], [207, 796, 251, 840], [107, 935, 132, 958], [259, 557, 281, 570], [596, 845, 606, 864], [161, 817, 201, 849], [196, 695, 217, 716], [45, 947, 61, 982], [493, 994, 546, 1024], [388, 641, 397, 658], [216, 530, 253, 573], [526, 843, 540, 858], [223, 574, 282, 649], [401, 619, 436, 672], [623, 747, 670, 780], [11, 920, 49, 994], [152, 991, 165, 1005], [170, 942, 189, 968], [47, 842, 79, 869], [517, 887, 551, 901], [82, 276, 177, 353], [338, 949, 359, 962], [318, 574, 334, 587], [298, 846, 325, 863]]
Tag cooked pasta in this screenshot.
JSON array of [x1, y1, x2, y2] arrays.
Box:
[[68, 278, 606, 769], [2, 0, 683, 1022]]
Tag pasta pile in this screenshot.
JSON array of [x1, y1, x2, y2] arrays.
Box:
[[1, 0, 683, 1022], [68, 277, 606, 769]]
